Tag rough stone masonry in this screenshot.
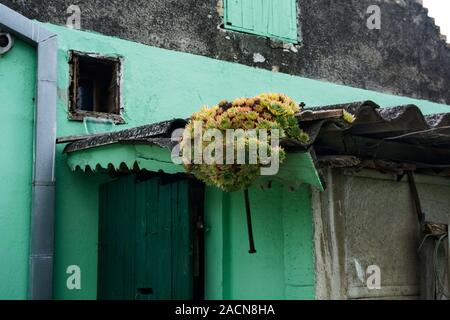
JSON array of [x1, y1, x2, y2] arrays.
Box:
[[2, 0, 450, 104]]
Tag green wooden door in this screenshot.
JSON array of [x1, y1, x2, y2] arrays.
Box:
[[98, 175, 193, 300]]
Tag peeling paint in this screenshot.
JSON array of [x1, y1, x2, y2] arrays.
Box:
[[253, 52, 266, 63]]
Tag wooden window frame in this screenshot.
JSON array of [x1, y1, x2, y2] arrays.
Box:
[[68, 50, 125, 124]]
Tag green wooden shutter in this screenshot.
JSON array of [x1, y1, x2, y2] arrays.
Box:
[[224, 0, 298, 43]]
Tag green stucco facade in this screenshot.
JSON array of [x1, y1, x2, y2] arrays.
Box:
[[205, 183, 315, 300], [1, 22, 450, 300], [0, 40, 36, 300]]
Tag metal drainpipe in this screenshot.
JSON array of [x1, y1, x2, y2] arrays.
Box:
[[0, 4, 57, 300]]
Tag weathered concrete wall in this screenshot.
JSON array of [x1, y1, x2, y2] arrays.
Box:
[[313, 168, 450, 300], [2, 0, 450, 104]]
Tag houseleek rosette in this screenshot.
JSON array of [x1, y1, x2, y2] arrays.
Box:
[[180, 93, 310, 192]]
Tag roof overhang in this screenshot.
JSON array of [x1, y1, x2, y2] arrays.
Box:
[[60, 100, 450, 191], [301, 101, 450, 173], [65, 143, 325, 191]]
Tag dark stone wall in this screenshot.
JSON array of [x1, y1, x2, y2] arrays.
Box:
[[2, 0, 450, 104]]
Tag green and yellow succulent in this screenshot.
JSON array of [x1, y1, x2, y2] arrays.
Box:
[[181, 93, 355, 192]]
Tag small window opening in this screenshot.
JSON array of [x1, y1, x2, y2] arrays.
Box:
[[69, 51, 123, 123]]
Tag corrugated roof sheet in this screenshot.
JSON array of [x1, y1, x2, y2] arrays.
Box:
[[62, 100, 450, 170], [63, 118, 187, 153], [301, 101, 450, 168]]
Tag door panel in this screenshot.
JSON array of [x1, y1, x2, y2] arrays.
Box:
[[98, 175, 193, 300], [98, 176, 136, 300]]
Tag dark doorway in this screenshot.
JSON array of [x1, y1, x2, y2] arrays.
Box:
[[97, 174, 204, 300]]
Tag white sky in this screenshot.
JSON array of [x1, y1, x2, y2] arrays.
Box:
[[422, 0, 450, 42]]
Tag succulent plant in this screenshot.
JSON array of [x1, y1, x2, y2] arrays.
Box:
[[181, 93, 310, 192], [343, 110, 357, 124]]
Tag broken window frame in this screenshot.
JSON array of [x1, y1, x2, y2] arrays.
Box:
[[68, 50, 125, 124]]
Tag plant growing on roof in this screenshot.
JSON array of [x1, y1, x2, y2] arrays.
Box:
[[179, 93, 356, 254], [180, 93, 310, 192], [343, 110, 356, 124]]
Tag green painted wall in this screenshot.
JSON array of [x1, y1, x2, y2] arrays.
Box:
[[0, 41, 36, 299], [44, 23, 449, 300], [205, 182, 315, 300], [2, 21, 450, 300]]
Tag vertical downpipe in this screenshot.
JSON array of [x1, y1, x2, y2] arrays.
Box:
[[29, 35, 58, 300], [0, 4, 58, 300]]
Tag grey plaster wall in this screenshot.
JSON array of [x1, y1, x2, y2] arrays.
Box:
[[2, 0, 450, 104], [313, 168, 450, 300]]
